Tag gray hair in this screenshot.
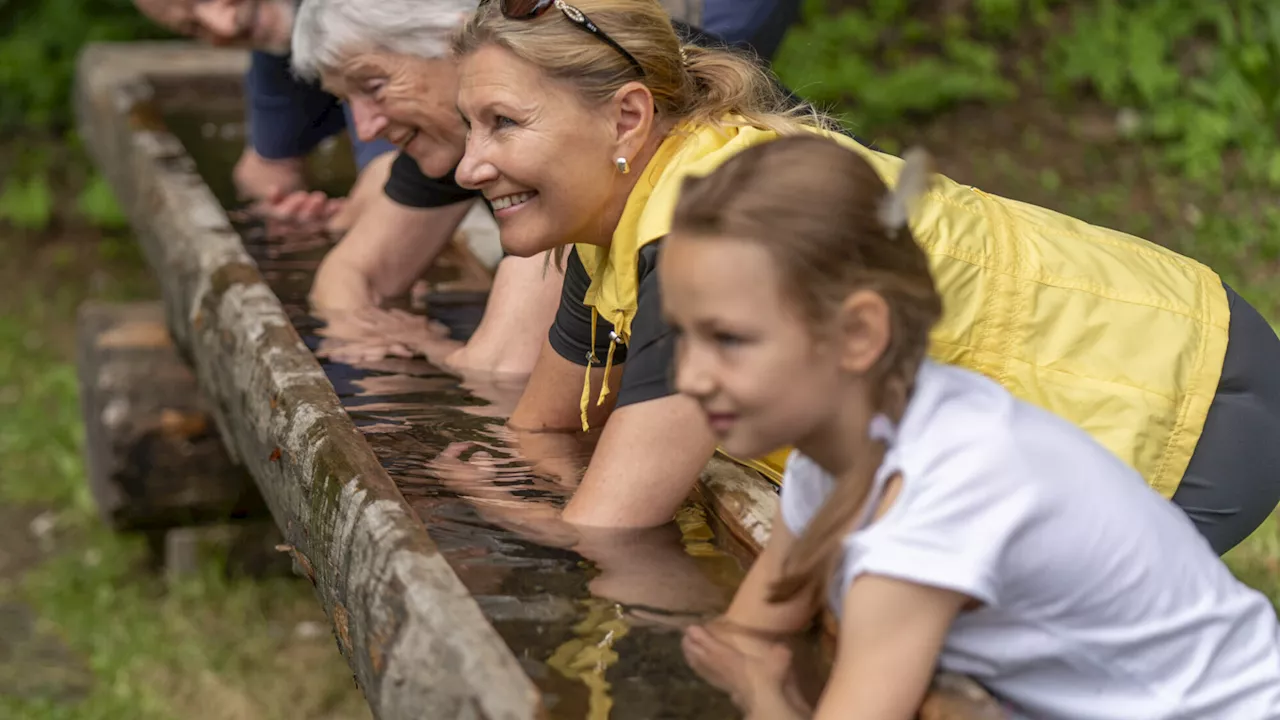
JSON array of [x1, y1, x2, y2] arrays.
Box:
[[291, 0, 479, 81]]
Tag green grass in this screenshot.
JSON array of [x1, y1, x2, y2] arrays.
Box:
[[1228, 515, 1280, 604], [0, 198, 370, 719]]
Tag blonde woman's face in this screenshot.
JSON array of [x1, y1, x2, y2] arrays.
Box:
[[454, 44, 626, 258]]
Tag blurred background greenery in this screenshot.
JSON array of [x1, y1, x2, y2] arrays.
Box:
[[2, 0, 1279, 718]]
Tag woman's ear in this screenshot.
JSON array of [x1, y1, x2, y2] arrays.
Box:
[[612, 81, 656, 158], [836, 290, 891, 374]]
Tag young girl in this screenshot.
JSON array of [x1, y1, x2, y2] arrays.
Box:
[[659, 135, 1280, 719]]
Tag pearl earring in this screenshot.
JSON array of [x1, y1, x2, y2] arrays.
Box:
[[615, 157, 630, 174]]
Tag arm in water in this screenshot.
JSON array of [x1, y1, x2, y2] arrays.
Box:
[[505, 339, 721, 528], [430, 441, 730, 620], [248, 150, 397, 234], [311, 197, 562, 374], [683, 513, 824, 718], [311, 194, 471, 311]]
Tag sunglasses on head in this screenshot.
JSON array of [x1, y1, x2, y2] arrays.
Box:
[[498, 0, 645, 78]]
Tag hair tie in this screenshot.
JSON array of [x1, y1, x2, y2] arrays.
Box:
[[679, 46, 691, 66], [868, 413, 898, 446], [877, 146, 934, 235]]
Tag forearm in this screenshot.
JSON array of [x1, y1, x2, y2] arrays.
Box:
[[723, 520, 818, 635], [309, 196, 471, 311], [507, 425, 594, 486], [446, 252, 565, 376], [327, 151, 396, 232], [563, 394, 719, 528], [310, 250, 380, 309]]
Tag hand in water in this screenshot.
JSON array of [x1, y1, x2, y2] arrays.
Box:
[[251, 187, 349, 236], [683, 621, 798, 716], [430, 442, 731, 621], [314, 307, 462, 365], [429, 442, 578, 544], [456, 373, 530, 420]]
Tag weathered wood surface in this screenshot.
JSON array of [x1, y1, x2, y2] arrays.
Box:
[[75, 300, 261, 530], [75, 42, 543, 720]]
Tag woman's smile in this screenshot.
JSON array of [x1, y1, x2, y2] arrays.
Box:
[[489, 190, 538, 217]]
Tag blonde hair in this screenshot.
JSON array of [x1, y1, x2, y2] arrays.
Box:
[[451, 0, 835, 136]]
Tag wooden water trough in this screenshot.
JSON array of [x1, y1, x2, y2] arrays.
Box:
[[73, 41, 1004, 719]]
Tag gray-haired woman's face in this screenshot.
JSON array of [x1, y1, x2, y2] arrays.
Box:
[[324, 52, 468, 177]]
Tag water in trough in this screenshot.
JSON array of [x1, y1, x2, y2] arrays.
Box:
[[164, 104, 765, 720]]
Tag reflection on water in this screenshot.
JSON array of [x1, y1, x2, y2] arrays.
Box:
[[166, 109, 748, 718]]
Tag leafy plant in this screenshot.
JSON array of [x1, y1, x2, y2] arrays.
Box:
[[76, 172, 128, 230], [1048, 0, 1280, 187], [0, 174, 54, 231], [774, 0, 1017, 133], [0, 0, 170, 129]]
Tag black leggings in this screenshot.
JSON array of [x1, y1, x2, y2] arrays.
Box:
[[1172, 284, 1280, 554]]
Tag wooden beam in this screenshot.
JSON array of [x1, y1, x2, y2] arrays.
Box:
[[75, 42, 544, 720]]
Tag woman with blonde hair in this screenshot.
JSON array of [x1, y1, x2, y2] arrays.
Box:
[[448, 0, 1280, 553]]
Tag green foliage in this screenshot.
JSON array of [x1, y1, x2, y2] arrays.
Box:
[[0, 0, 169, 129], [777, 0, 1280, 189], [1048, 0, 1280, 187], [0, 174, 55, 231], [774, 0, 1020, 132], [0, 222, 367, 720], [75, 173, 128, 230]]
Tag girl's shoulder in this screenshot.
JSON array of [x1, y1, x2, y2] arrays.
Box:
[[890, 361, 1137, 511]]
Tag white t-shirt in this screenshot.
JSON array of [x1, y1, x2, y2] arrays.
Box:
[[781, 360, 1280, 719]]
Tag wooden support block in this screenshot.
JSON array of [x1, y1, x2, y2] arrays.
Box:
[[75, 300, 263, 532], [162, 521, 292, 581]]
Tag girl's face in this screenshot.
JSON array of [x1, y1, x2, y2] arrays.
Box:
[[659, 236, 849, 461]]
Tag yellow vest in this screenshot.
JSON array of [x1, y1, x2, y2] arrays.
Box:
[[576, 121, 1229, 499]]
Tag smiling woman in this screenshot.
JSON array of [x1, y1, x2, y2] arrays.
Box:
[[286, 0, 570, 381], [448, 0, 1280, 557], [451, 0, 831, 530], [291, 0, 476, 176]]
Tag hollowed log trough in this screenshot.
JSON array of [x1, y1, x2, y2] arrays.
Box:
[[74, 41, 1003, 720]]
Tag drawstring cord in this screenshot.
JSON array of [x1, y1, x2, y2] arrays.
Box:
[[579, 308, 623, 432]]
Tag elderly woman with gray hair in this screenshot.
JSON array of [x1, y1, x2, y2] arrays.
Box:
[[289, 0, 800, 377]]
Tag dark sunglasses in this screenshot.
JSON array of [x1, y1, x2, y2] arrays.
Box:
[[499, 0, 646, 78]]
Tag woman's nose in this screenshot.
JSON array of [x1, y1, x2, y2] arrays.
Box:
[[454, 136, 498, 190], [347, 97, 388, 142]]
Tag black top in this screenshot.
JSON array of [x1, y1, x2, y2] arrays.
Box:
[[383, 154, 481, 209], [548, 243, 674, 409]]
